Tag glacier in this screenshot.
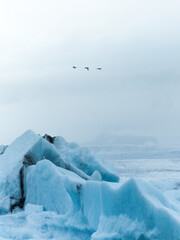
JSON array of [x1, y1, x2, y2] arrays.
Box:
[[0, 130, 180, 239]]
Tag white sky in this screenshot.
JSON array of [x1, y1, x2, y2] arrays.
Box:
[[0, 0, 180, 144]]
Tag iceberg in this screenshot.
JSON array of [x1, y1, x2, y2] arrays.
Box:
[[0, 130, 119, 213], [0, 130, 180, 239], [24, 160, 180, 239]]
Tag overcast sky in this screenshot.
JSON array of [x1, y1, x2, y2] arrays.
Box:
[[0, 0, 180, 144]]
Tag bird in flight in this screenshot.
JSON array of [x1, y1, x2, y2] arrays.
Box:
[[97, 68, 102, 70], [72, 66, 77, 69], [84, 67, 89, 71]]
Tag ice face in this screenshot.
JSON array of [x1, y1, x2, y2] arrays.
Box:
[[25, 159, 84, 215]]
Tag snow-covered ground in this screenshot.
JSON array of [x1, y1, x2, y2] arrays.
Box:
[[1, 132, 180, 239]]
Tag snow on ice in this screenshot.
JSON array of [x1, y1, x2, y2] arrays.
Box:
[[0, 130, 180, 239]]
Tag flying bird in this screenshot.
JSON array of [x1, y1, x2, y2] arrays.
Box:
[[97, 68, 102, 70], [72, 66, 77, 69], [84, 67, 89, 71]]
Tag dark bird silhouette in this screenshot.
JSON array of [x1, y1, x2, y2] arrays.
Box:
[[84, 67, 89, 71], [97, 68, 102, 70], [73, 66, 77, 69]]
